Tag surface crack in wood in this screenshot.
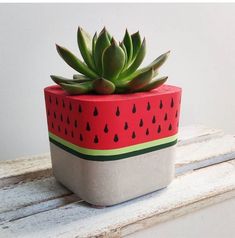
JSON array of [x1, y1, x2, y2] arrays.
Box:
[[0, 194, 83, 225], [0, 169, 53, 189]]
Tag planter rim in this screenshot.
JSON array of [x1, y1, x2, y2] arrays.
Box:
[[44, 84, 181, 102]]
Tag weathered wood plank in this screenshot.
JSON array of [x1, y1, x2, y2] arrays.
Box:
[[176, 135, 235, 174], [178, 124, 223, 146], [1, 130, 234, 224], [0, 177, 72, 214], [0, 125, 223, 188], [1, 161, 234, 238], [0, 153, 51, 188], [0, 194, 81, 225]]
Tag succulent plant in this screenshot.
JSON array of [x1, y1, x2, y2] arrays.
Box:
[[51, 27, 170, 95]]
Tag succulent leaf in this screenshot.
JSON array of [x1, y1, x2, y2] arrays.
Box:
[[119, 42, 128, 69], [60, 81, 93, 95], [127, 67, 154, 92], [94, 29, 111, 74], [73, 74, 90, 80], [93, 78, 115, 94], [136, 76, 168, 92], [119, 38, 146, 79], [56, 44, 98, 79], [123, 29, 133, 65], [51, 75, 91, 85], [142, 51, 170, 71], [92, 32, 97, 57], [131, 31, 141, 61], [102, 40, 125, 80], [52, 27, 169, 95], [77, 27, 95, 70]]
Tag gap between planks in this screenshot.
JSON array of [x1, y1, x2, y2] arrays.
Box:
[[0, 160, 234, 238]]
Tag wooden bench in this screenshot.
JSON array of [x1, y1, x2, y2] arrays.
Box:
[[1, 125, 235, 237]]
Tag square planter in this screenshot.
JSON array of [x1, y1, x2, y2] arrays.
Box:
[[44, 84, 181, 206]]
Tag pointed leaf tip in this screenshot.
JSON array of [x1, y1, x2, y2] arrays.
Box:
[[55, 44, 98, 78], [102, 42, 125, 80]]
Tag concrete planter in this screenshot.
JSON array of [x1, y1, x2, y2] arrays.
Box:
[[44, 84, 181, 206]]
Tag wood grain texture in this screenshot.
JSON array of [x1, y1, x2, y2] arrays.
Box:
[[0, 177, 71, 214], [0, 153, 51, 188], [0, 161, 234, 238], [178, 124, 223, 146], [176, 135, 235, 174], [0, 125, 223, 188], [0, 125, 234, 238]]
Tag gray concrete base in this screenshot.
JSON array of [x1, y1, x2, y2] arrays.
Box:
[[50, 142, 175, 206]]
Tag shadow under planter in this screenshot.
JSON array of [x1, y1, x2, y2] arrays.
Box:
[[44, 84, 181, 206]]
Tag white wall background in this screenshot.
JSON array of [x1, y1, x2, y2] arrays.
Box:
[[1, 3, 235, 160]]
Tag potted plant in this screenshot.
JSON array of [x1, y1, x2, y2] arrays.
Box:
[[44, 27, 181, 206]]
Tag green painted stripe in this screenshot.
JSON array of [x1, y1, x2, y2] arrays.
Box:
[[50, 137, 177, 161], [49, 132, 177, 156]]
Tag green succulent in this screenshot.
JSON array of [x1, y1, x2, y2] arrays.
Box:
[[51, 27, 170, 95]]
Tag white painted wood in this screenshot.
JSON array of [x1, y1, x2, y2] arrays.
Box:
[[0, 125, 234, 237], [0, 153, 51, 188], [178, 124, 223, 146], [176, 134, 235, 174], [0, 194, 80, 225], [0, 125, 224, 188], [0, 161, 234, 238], [0, 177, 71, 214], [0, 127, 234, 226]]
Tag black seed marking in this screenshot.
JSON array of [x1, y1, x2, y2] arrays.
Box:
[[86, 122, 91, 131], [159, 100, 163, 109], [51, 122, 54, 129], [80, 134, 83, 141], [66, 116, 70, 125], [152, 115, 156, 124], [132, 104, 136, 113], [104, 124, 108, 133], [114, 134, 119, 142], [74, 120, 77, 128], [49, 96, 52, 104], [147, 102, 151, 111], [93, 107, 98, 116], [53, 112, 56, 119], [56, 98, 58, 106], [169, 124, 172, 131], [146, 128, 149, 135], [62, 100, 65, 108], [69, 103, 72, 111], [65, 128, 67, 135], [164, 113, 168, 121], [116, 107, 120, 116], [94, 135, 99, 143], [124, 122, 128, 130], [47, 110, 50, 116], [132, 131, 136, 139], [139, 119, 143, 127], [78, 104, 82, 113], [58, 125, 60, 132], [171, 98, 174, 108], [175, 110, 178, 118], [71, 131, 74, 138], [60, 113, 63, 122], [158, 125, 161, 133]]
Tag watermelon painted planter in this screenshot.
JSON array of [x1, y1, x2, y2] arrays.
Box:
[[44, 84, 181, 206]]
